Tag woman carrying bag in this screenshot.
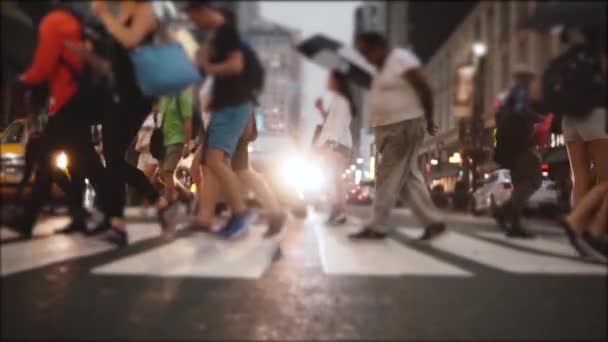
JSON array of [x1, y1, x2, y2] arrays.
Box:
[[92, 0, 182, 246]]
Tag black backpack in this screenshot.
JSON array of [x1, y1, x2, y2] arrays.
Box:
[[542, 45, 605, 119], [241, 41, 265, 105], [56, 6, 116, 124]]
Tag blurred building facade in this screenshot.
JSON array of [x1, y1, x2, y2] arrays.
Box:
[[419, 0, 569, 193]]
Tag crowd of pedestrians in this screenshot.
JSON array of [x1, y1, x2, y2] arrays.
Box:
[[5, 1, 606, 263]]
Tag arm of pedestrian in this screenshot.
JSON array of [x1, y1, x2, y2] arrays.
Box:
[[20, 15, 64, 84], [403, 69, 437, 136], [203, 51, 244, 76], [95, 1, 157, 49]]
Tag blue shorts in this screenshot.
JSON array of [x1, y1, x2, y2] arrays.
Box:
[[205, 102, 252, 159]]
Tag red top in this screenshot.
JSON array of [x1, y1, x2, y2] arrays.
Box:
[[21, 10, 82, 116]]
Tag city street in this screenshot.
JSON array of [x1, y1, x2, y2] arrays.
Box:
[[1, 206, 606, 340]]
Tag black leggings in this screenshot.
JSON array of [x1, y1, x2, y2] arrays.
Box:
[[23, 96, 108, 228], [102, 98, 159, 218]]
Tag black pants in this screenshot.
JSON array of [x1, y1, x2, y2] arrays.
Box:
[[102, 97, 158, 218], [500, 149, 542, 230], [22, 95, 108, 230]]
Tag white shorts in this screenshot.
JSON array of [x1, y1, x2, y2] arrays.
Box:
[[137, 151, 158, 171], [562, 107, 608, 142]]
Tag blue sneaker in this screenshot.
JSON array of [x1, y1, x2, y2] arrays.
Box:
[[218, 209, 256, 239]]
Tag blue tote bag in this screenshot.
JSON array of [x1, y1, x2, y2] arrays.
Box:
[[129, 13, 202, 98]]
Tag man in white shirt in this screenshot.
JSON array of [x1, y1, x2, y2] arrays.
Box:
[[350, 32, 446, 241]]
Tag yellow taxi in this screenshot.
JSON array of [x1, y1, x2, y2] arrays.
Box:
[[0, 118, 65, 201]]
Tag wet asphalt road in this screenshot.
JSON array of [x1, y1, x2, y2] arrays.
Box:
[[1, 206, 606, 340]]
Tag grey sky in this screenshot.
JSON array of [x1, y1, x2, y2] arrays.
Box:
[[260, 1, 362, 141]]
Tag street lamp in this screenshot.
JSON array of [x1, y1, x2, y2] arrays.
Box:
[[472, 42, 487, 58], [430, 159, 439, 166]]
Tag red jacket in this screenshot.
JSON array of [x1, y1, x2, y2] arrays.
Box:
[[21, 10, 82, 116]]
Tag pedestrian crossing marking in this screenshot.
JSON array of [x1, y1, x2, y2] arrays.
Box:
[[91, 224, 279, 279], [313, 224, 472, 277], [476, 232, 582, 258], [398, 228, 607, 275], [1, 233, 114, 276]]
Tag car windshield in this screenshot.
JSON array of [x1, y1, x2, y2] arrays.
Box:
[[0, 122, 25, 145]]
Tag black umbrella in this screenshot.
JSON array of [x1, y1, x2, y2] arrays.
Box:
[[296, 34, 376, 89], [523, 1, 606, 30]]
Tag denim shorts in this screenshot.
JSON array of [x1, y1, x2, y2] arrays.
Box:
[[204, 102, 252, 160]]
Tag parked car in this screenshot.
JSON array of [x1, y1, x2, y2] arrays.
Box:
[[471, 169, 513, 216], [526, 179, 560, 214], [471, 169, 560, 216]]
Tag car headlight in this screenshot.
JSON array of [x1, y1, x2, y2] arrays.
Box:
[[55, 151, 69, 171], [280, 157, 325, 193]]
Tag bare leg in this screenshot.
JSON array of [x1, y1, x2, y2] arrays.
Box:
[[196, 165, 221, 227], [588, 138, 608, 184], [588, 192, 608, 239], [237, 169, 280, 213], [206, 148, 246, 214], [564, 182, 608, 231], [566, 140, 592, 210]]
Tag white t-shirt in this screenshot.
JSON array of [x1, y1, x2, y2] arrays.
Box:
[[316, 92, 353, 149], [369, 48, 425, 127]]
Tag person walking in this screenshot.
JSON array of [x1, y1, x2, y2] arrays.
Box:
[[545, 27, 607, 258], [184, 2, 257, 238], [92, 0, 176, 246], [11, 5, 110, 238], [493, 65, 545, 238], [314, 70, 354, 225], [157, 89, 194, 206], [350, 32, 446, 241]]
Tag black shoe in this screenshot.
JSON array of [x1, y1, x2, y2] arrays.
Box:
[[87, 217, 110, 236], [349, 227, 387, 240], [100, 228, 128, 247], [264, 211, 287, 238], [558, 217, 587, 257], [506, 228, 535, 239], [494, 212, 509, 233], [54, 218, 87, 235], [579, 231, 608, 264], [419, 223, 447, 241]]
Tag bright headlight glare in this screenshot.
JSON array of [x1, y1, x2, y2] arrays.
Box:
[[281, 158, 325, 191], [55, 152, 69, 170]]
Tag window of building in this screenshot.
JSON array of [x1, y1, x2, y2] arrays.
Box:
[[500, 1, 510, 41], [518, 38, 528, 64], [501, 52, 510, 89], [517, 1, 529, 24]]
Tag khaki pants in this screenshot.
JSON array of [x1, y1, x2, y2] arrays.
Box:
[[370, 118, 443, 233]]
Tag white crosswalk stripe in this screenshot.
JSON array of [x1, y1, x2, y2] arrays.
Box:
[[2, 213, 606, 278], [92, 224, 279, 279], [397, 227, 607, 275], [313, 223, 472, 277]]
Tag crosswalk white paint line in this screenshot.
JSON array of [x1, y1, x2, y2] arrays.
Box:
[[92, 224, 279, 279], [313, 224, 472, 277], [398, 228, 607, 275], [476, 232, 583, 258], [1, 234, 114, 276], [1, 216, 71, 242], [0, 222, 174, 276]]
